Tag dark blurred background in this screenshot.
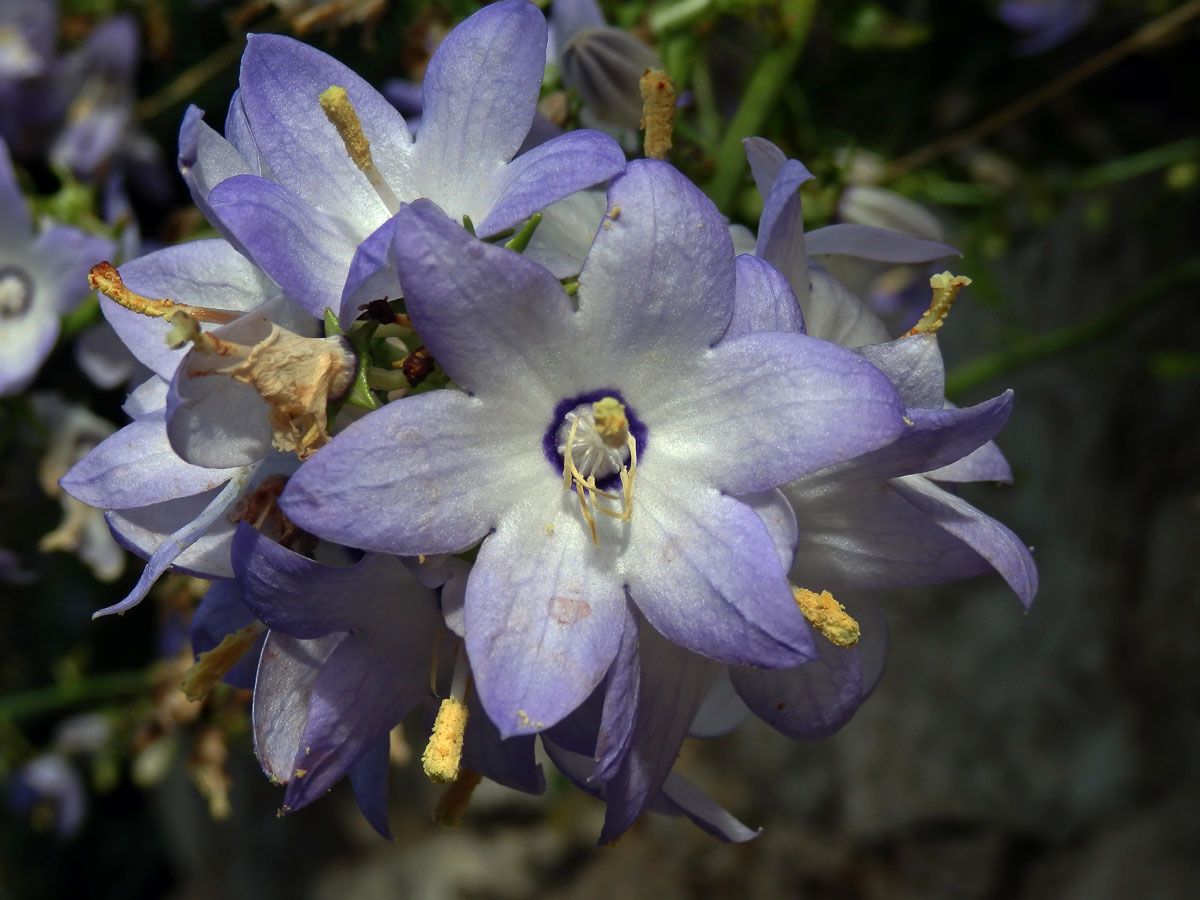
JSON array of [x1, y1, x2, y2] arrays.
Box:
[[2, 1, 1198, 897]]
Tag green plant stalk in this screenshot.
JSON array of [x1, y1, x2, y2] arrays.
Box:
[[946, 258, 1200, 397], [0, 670, 151, 722], [706, 1, 818, 213]]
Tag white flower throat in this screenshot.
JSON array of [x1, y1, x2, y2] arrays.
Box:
[[0, 266, 34, 320], [558, 397, 637, 544]]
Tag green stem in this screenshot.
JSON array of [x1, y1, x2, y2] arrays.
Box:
[[945, 258, 1200, 397], [706, 1, 818, 213], [0, 671, 151, 722]]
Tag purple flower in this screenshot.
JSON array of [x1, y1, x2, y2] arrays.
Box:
[[60, 239, 314, 616], [47, 16, 143, 180], [280, 160, 906, 745], [0, 0, 55, 80], [743, 136, 959, 347], [179, 0, 626, 328], [0, 0, 59, 156], [7, 755, 86, 839], [0, 138, 113, 394], [230, 525, 542, 837], [742, 138, 1037, 609], [233, 520, 754, 841], [999, 0, 1097, 55]]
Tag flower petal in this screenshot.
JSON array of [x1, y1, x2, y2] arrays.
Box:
[[754, 157, 815, 304], [688, 669, 752, 738], [60, 412, 239, 509], [726, 254, 804, 340], [100, 240, 276, 380], [592, 604, 640, 782], [207, 175, 357, 319], [232, 523, 434, 638], [466, 496, 626, 737], [0, 139, 31, 242], [577, 160, 735, 361], [476, 129, 625, 238], [236, 33, 410, 225], [624, 474, 815, 668], [281, 389, 540, 555], [336, 215, 399, 330], [925, 439, 1013, 483], [804, 265, 891, 346], [282, 631, 429, 812], [390, 199, 575, 400], [252, 631, 344, 785], [738, 488, 798, 573], [787, 480, 997, 592], [855, 334, 946, 409], [413, 0, 546, 217], [347, 736, 391, 839], [805, 223, 959, 264], [731, 644, 863, 741], [659, 772, 760, 842], [598, 623, 721, 842], [97, 464, 259, 616], [31, 226, 114, 315], [177, 105, 255, 246], [743, 136, 787, 199], [891, 475, 1038, 607], [808, 391, 1014, 486], [651, 330, 905, 494]]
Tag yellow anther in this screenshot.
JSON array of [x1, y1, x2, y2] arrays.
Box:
[[89, 261, 240, 324], [904, 271, 972, 337], [180, 622, 267, 702], [432, 769, 483, 827], [319, 85, 373, 172], [421, 696, 469, 784], [639, 68, 676, 160], [793, 587, 861, 648], [592, 396, 629, 448], [319, 85, 400, 214]]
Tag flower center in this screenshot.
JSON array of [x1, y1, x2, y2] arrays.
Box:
[[550, 394, 642, 545], [555, 398, 631, 481], [0, 266, 34, 321]]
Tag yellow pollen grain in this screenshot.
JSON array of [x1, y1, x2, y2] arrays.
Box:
[[422, 696, 468, 784], [793, 587, 860, 648], [319, 85, 374, 172], [904, 271, 972, 337]]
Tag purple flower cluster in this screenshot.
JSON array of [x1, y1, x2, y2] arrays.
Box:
[[61, 0, 1037, 842]]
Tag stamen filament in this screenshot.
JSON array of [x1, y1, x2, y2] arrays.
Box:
[[432, 769, 483, 827], [319, 85, 400, 215], [89, 262, 241, 324], [561, 408, 636, 546]]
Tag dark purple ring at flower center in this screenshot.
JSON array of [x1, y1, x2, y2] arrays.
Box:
[[542, 388, 648, 492]]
